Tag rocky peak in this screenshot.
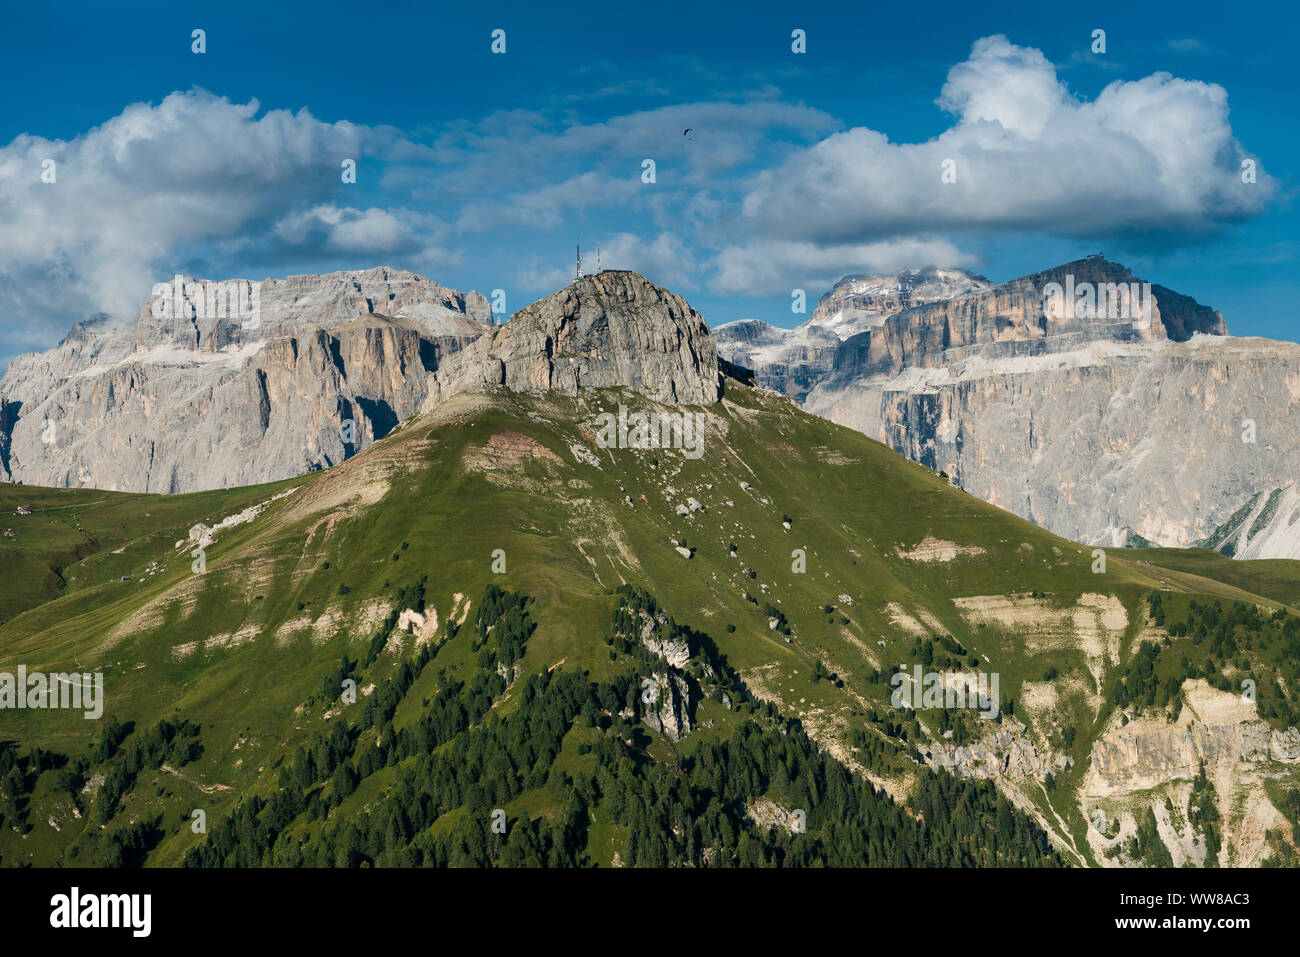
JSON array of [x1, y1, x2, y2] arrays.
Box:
[[426, 270, 721, 408], [713, 266, 996, 403], [992, 257, 1225, 341], [802, 258, 1296, 555]]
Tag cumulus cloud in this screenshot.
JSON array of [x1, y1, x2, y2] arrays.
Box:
[[737, 35, 1273, 246], [0, 39, 1278, 364], [274, 205, 419, 254], [0, 90, 379, 359], [938, 36, 1066, 138]]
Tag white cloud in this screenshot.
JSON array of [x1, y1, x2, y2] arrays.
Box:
[[0, 90, 365, 344], [712, 238, 976, 296], [739, 35, 1274, 246], [274, 205, 418, 253], [938, 36, 1065, 138], [593, 232, 698, 290]]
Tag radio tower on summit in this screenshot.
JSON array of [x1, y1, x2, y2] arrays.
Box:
[[575, 240, 581, 281]]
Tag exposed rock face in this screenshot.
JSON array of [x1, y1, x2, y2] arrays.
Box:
[[642, 670, 695, 742], [1200, 484, 1300, 560], [809, 266, 995, 338], [1082, 680, 1300, 867], [926, 717, 1057, 780], [640, 614, 690, 668], [711, 320, 840, 402], [426, 270, 720, 408], [631, 606, 697, 741], [713, 267, 991, 402], [812, 336, 1300, 550], [0, 268, 492, 492], [803, 258, 1300, 552], [826, 258, 1192, 380]]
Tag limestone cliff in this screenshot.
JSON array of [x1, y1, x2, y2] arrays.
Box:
[[0, 268, 492, 492], [1083, 680, 1300, 867], [802, 258, 1299, 552], [713, 267, 991, 402], [425, 270, 721, 409]]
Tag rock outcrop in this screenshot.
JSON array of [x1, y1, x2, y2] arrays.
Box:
[[641, 670, 695, 741], [1082, 680, 1300, 867], [809, 266, 995, 338], [425, 270, 721, 409], [630, 605, 697, 742], [0, 268, 492, 492], [926, 717, 1057, 780], [825, 258, 1203, 380]]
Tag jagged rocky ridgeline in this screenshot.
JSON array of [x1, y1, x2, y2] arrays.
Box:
[[0, 268, 722, 494], [714, 257, 1300, 557]]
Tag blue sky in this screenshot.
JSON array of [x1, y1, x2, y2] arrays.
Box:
[[1, 0, 1295, 369]]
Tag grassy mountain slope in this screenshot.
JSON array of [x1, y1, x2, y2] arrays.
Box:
[[3, 375, 1299, 867], [1111, 546, 1300, 608]]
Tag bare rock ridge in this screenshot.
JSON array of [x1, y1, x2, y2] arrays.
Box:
[[0, 268, 493, 492], [425, 269, 721, 409], [7, 254, 1294, 559], [810, 266, 997, 337]]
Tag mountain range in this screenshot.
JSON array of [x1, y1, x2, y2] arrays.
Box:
[[3, 270, 1300, 869], [7, 257, 1295, 563], [716, 258, 1300, 560]]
